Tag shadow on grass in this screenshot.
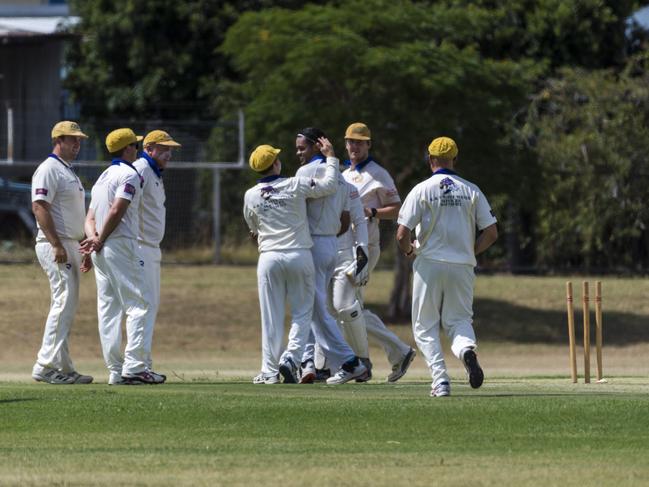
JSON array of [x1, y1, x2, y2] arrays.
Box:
[[370, 297, 649, 345], [0, 398, 37, 405]]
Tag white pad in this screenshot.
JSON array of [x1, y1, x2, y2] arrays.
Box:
[[338, 300, 369, 358]]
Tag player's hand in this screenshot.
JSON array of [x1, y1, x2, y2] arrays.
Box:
[[79, 236, 103, 254], [52, 244, 67, 264], [317, 137, 335, 158], [80, 253, 93, 273]]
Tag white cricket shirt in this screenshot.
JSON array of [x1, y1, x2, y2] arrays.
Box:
[[397, 168, 497, 266], [89, 160, 143, 241], [31, 154, 86, 242], [243, 157, 339, 253], [342, 157, 401, 246], [133, 154, 166, 247], [296, 154, 348, 236]]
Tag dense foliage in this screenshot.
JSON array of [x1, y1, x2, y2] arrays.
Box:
[[64, 0, 649, 272]]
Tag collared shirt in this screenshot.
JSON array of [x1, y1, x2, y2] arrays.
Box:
[[134, 153, 166, 247], [89, 159, 143, 241], [296, 154, 349, 236], [31, 154, 86, 241], [397, 168, 497, 266], [243, 157, 339, 253], [342, 157, 401, 246]]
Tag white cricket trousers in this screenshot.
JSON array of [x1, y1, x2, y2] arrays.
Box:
[[33, 239, 81, 374], [411, 257, 477, 386], [257, 249, 315, 376], [92, 237, 151, 380], [138, 243, 161, 370], [362, 244, 411, 365], [288, 236, 355, 371]]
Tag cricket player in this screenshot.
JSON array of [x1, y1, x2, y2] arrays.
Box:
[[285, 127, 369, 385], [244, 140, 366, 384], [396, 136, 498, 397], [31, 121, 93, 384], [342, 122, 416, 382], [133, 130, 181, 370], [81, 128, 165, 385]]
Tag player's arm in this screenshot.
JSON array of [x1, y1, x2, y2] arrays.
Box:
[[396, 224, 415, 257], [98, 198, 130, 244], [301, 137, 339, 198], [337, 211, 351, 237], [475, 223, 498, 255], [32, 200, 67, 263], [365, 202, 401, 220]]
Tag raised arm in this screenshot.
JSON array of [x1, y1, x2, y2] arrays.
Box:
[[301, 137, 339, 199]]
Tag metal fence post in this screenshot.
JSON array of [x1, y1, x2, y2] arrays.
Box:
[[212, 168, 221, 264]]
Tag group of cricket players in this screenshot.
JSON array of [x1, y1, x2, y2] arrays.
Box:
[[32, 119, 498, 397]]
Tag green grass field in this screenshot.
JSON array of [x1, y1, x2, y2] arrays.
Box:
[[1, 264, 649, 485], [2, 380, 649, 486]]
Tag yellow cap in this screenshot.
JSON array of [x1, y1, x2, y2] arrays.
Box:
[[344, 122, 371, 141], [105, 128, 143, 153], [143, 130, 182, 147], [249, 145, 281, 172], [51, 121, 88, 139], [428, 137, 458, 159]]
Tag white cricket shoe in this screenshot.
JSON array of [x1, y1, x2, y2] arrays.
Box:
[[387, 348, 416, 383], [326, 358, 367, 385], [431, 381, 451, 397], [122, 370, 166, 384], [299, 360, 316, 384], [32, 367, 75, 385], [252, 373, 280, 384]]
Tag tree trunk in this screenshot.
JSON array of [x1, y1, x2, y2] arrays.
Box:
[[388, 249, 412, 321]]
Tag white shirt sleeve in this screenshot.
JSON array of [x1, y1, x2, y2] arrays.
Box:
[[295, 157, 339, 199], [115, 172, 140, 202], [31, 162, 58, 204], [243, 192, 259, 235], [397, 186, 422, 230], [475, 190, 497, 230], [375, 168, 401, 206]]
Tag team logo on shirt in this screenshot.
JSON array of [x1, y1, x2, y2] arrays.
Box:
[[352, 173, 363, 183], [260, 186, 278, 200], [35, 188, 48, 196], [439, 177, 457, 195], [124, 183, 136, 195]]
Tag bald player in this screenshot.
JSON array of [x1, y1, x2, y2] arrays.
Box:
[[31, 121, 93, 384], [243, 140, 361, 384], [342, 122, 416, 382], [133, 130, 181, 370], [396, 136, 498, 397]]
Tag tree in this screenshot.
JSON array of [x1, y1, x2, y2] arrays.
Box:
[[519, 57, 649, 271]]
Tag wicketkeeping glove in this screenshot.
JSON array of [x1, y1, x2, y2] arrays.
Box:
[[344, 245, 370, 286]]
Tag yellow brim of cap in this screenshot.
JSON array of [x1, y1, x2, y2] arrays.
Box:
[[345, 135, 370, 141], [156, 140, 182, 147], [136, 135, 144, 142]]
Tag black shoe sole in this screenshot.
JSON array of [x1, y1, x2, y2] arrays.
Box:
[[279, 364, 297, 384], [462, 350, 484, 389]]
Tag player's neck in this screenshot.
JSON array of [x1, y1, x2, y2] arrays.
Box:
[[52, 146, 70, 164]]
